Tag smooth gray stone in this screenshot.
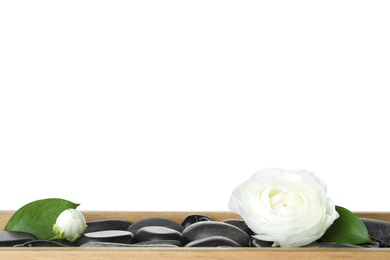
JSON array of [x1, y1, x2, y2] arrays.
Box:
[[222, 219, 254, 236], [127, 218, 184, 235], [182, 221, 251, 247], [185, 236, 241, 247], [249, 238, 273, 247], [0, 231, 37, 247], [135, 226, 184, 244], [127, 244, 179, 248], [80, 242, 136, 247], [361, 218, 390, 247], [77, 230, 134, 246], [86, 219, 132, 232], [14, 240, 69, 247], [181, 214, 212, 229], [80, 241, 178, 247], [51, 239, 77, 246], [134, 239, 182, 247]]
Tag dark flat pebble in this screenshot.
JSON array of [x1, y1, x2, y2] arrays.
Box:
[[185, 236, 241, 247], [222, 219, 254, 236], [80, 241, 178, 247], [77, 230, 134, 246], [51, 239, 77, 247], [0, 231, 37, 247], [86, 219, 132, 232], [128, 244, 179, 248], [134, 239, 182, 247], [249, 238, 273, 247], [362, 218, 390, 247], [127, 218, 184, 235], [181, 214, 212, 229], [79, 242, 135, 247], [135, 226, 185, 244], [14, 240, 69, 247], [183, 221, 251, 247]]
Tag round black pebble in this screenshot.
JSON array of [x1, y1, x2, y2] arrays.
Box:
[[77, 230, 134, 246], [222, 219, 254, 236], [181, 214, 212, 229], [127, 218, 184, 235], [86, 219, 132, 232], [185, 236, 241, 247], [361, 218, 390, 247], [0, 231, 37, 247], [135, 226, 184, 244], [134, 239, 182, 247], [14, 240, 69, 247], [249, 238, 273, 247], [183, 221, 251, 247]]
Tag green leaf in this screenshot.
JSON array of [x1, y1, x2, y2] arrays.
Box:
[[4, 198, 79, 240], [320, 205, 374, 245]]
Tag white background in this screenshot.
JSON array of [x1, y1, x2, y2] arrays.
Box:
[[1, 1, 389, 212]]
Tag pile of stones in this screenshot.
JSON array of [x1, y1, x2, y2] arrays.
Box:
[[1, 215, 389, 248]]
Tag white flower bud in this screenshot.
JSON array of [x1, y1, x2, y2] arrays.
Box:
[[53, 209, 87, 242]]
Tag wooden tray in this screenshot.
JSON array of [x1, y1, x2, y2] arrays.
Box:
[[1, 211, 390, 259]]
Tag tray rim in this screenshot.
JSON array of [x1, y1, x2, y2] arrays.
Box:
[[1, 211, 390, 260]]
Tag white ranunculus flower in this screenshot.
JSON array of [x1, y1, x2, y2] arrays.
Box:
[[228, 168, 339, 247], [52, 209, 87, 242]]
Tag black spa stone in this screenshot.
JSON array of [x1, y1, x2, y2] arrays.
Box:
[[134, 239, 182, 247], [14, 240, 69, 247], [185, 235, 241, 247], [0, 231, 37, 247], [182, 221, 251, 247], [127, 218, 184, 235], [222, 219, 254, 236], [86, 219, 132, 232], [128, 243, 179, 248], [249, 238, 273, 247], [50, 239, 78, 246], [135, 226, 185, 244], [76, 230, 134, 246], [361, 218, 390, 247], [79, 242, 134, 247], [181, 214, 212, 229], [80, 241, 179, 248]]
